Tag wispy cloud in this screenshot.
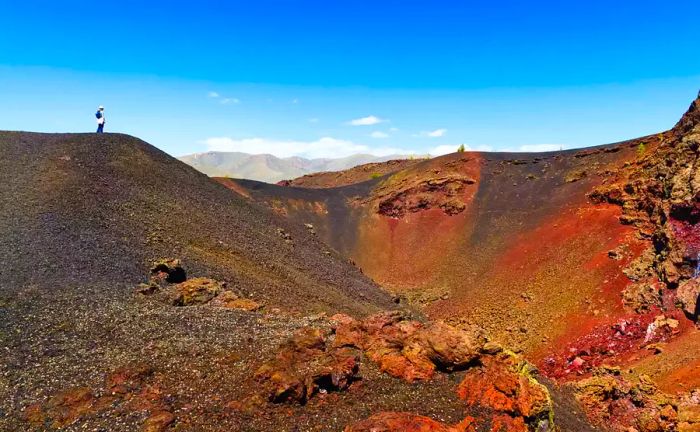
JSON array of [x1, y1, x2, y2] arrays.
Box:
[[208, 91, 239, 104], [418, 128, 447, 138], [430, 143, 493, 155], [509, 144, 564, 152], [370, 131, 389, 138], [201, 136, 413, 159], [308, 118, 319, 123], [347, 115, 386, 126]]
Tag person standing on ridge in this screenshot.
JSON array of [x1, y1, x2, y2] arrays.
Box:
[[95, 106, 105, 133]]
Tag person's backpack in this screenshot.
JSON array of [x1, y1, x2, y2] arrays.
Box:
[[95, 111, 102, 119]]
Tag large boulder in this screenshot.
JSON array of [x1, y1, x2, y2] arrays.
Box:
[[344, 412, 476, 432], [332, 312, 487, 382], [171, 277, 225, 306], [254, 327, 360, 404], [677, 279, 700, 321], [456, 352, 552, 430]]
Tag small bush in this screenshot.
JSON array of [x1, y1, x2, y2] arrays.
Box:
[[637, 142, 647, 156], [370, 172, 382, 179], [457, 144, 466, 153]]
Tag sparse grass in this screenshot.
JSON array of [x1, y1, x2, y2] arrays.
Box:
[[370, 172, 382, 179]]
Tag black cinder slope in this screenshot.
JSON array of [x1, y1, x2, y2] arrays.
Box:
[[0, 132, 394, 315]]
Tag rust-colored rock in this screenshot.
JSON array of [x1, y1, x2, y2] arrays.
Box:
[[574, 368, 689, 432], [212, 291, 263, 311], [254, 327, 360, 403], [105, 364, 154, 395], [25, 387, 97, 428], [677, 279, 700, 321], [142, 410, 175, 432], [374, 176, 476, 218], [332, 312, 486, 382], [456, 352, 552, 428], [171, 277, 225, 306], [344, 412, 476, 432]]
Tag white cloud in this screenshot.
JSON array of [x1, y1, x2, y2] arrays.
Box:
[[370, 131, 389, 139], [201, 136, 413, 159], [499, 144, 564, 152], [347, 115, 385, 126], [511, 144, 564, 152], [207, 91, 220, 98], [220, 98, 240, 105], [429, 143, 493, 156], [430, 144, 463, 155], [389, 127, 399, 132], [418, 128, 447, 138]]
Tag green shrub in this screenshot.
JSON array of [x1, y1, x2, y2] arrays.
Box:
[[370, 172, 382, 179], [637, 142, 647, 156], [457, 144, 466, 153]]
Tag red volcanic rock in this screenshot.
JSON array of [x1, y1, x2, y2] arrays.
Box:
[[404, 321, 486, 372], [105, 364, 154, 395], [254, 312, 491, 406], [171, 277, 225, 306], [211, 290, 263, 311], [677, 279, 700, 321], [373, 176, 477, 218], [573, 368, 700, 432], [344, 412, 476, 432], [488, 414, 528, 432], [332, 312, 486, 382], [588, 104, 700, 315], [142, 410, 175, 432], [457, 353, 551, 428], [25, 387, 98, 428], [26, 363, 174, 430], [254, 327, 360, 403]]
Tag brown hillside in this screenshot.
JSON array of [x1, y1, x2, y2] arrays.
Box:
[[277, 158, 423, 188]]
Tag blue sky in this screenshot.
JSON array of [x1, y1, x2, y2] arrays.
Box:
[[1, 1, 699, 158]]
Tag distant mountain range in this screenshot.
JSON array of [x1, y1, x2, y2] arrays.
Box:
[[178, 151, 421, 183]]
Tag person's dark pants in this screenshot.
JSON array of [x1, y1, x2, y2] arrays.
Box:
[[97, 124, 104, 133]]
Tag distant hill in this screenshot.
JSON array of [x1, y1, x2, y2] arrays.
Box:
[[178, 151, 421, 183]]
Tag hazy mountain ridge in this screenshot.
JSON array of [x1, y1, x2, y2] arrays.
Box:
[[178, 151, 421, 183]]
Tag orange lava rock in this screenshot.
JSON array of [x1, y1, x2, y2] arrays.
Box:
[[105, 364, 154, 395], [254, 327, 360, 404], [171, 277, 225, 306], [25, 387, 97, 428], [224, 297, 263, 311], [343, 411, 476, 432], [142, 410, 175, 432], [332, 311, 486, 382], [488, 414, 527, 432], [457, 353, 551, 424]]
